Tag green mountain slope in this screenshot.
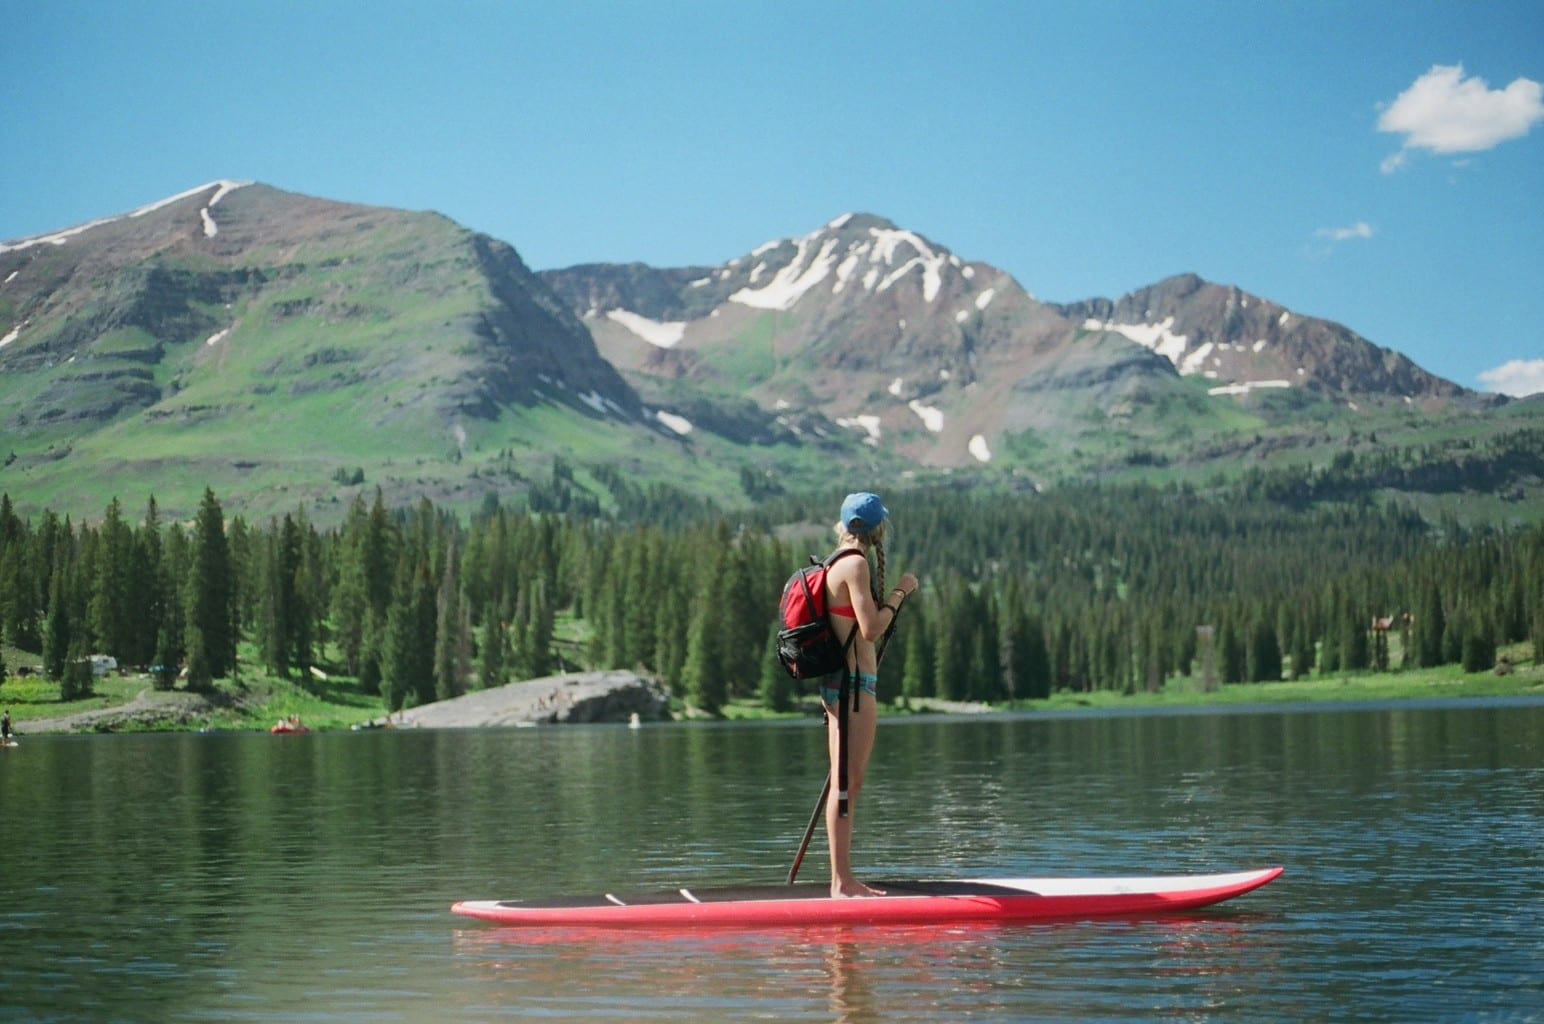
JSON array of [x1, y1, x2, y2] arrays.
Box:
[[2, 184, 828, 521]]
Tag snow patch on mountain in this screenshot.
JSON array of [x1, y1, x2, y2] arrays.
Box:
[[207, 182, 244, 207], [909, 400, 944, 432], [730, 232, 841, 310], [656, 410, 693, 435], [1, 180, 250, 254], [731, 217, 962, 310], [968, 434, 992, 462], [608, 309, 686, 348], [1086, 316, 1191, 366], [0, 217, 114, 254], [871, 227, 947, 302], [0, 323, 21, 349], [1180, 342, 1215, 375], [1208, 380, 1291, 396], [578, 390, 627, 417], [837, 413, 883, 443]]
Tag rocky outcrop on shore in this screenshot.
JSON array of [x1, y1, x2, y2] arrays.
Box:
[[385, 671, 672, 729], [19, 670, 672, 734]]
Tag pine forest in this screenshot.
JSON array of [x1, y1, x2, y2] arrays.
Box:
[[1, 469, 1541, 716]]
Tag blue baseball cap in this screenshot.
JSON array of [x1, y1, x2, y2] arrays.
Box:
[[840, 492, 889, 534]]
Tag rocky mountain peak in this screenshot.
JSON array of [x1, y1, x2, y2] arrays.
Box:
[[1054, 274, 1468, 402]]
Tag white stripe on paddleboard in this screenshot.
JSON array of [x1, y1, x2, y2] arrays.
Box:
[[968, 869, 1275, 897]]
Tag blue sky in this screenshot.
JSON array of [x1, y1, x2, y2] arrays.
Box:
[[4, 0, 1541, 394]]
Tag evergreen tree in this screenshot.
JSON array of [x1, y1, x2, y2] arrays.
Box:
[[478, 604, 507, 690], [129, 498, 166, 669], [1531, 589, 1544, 668], [185, 489, 235, 686], [1246, 615, 1283, 683], [620, 535, 655, 670], [1461, 609, 1496, 673], [381, 559, 431, 712], [90, 497, 134, 662], [758, 624, 795, 712], [43, 570, 71, 682], [1340, 596, 1371, 673], [1217, 618, 1246, 685], [357, 608, 385, 696], [151, 626, 178, 691], [330, 495, 372, 675], [720, 544, 762, 701], [0, 540, 34, 653], [185, 624, 211, 691], [525, 579, 554, 678], [261, 514, 309, 678], [681, 594, 727, 714], [159, 523, 189, 676], [60, 636, 93, 701], [435, 541, 466, 701], [1414, 579, 1446, 668], [901, 606, 933, 700], [1441, 601, 1465, 666], [1020, 611, 1051, 700], [1290, 616, 1316, 680], [932, 589, 963, 700], [652, 582, 688, 695]]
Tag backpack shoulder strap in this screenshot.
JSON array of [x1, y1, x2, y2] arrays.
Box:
[[823, 547, 865, 567]]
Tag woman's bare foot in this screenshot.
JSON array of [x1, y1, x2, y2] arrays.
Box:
[[831, 879, 887, 898]]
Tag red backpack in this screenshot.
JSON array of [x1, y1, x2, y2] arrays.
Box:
[[774, 549, 864, 679]]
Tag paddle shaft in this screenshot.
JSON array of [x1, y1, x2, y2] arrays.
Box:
[[787, 601, 904, 885], [786, 772, 831, 884]]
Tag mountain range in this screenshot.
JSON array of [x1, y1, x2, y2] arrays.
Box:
[[0, 183, 1534, 523]]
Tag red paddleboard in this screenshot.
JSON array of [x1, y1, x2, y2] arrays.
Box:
[[452, 867, 1282, 929]]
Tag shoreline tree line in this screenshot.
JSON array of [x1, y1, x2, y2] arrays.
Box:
[[1, 479, 1540, 712]]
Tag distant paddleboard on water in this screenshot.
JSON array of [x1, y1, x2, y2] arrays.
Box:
[[452, 867, 1283, 929]]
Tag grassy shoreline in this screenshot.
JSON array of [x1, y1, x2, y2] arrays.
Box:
[[4, 642, 1540, 734]]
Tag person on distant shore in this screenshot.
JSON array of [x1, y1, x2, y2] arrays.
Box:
[[2, 709, 12, 742], [822, 492, 918, 898]]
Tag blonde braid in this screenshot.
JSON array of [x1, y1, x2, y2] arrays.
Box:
[[871, 528, 887, 602]]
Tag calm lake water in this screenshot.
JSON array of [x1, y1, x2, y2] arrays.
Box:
[[1, 698, 1539, 1023]]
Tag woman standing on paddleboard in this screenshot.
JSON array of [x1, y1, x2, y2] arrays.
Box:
[[823, 492, 918, 898]]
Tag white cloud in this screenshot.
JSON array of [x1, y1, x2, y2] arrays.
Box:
[[1477, 358, 1544, 397], [1379, 65, 1544, 172], [1316, 221, 1374, 243]]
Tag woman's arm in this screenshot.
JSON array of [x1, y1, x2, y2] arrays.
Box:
[[836, 560, 918, 643]]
